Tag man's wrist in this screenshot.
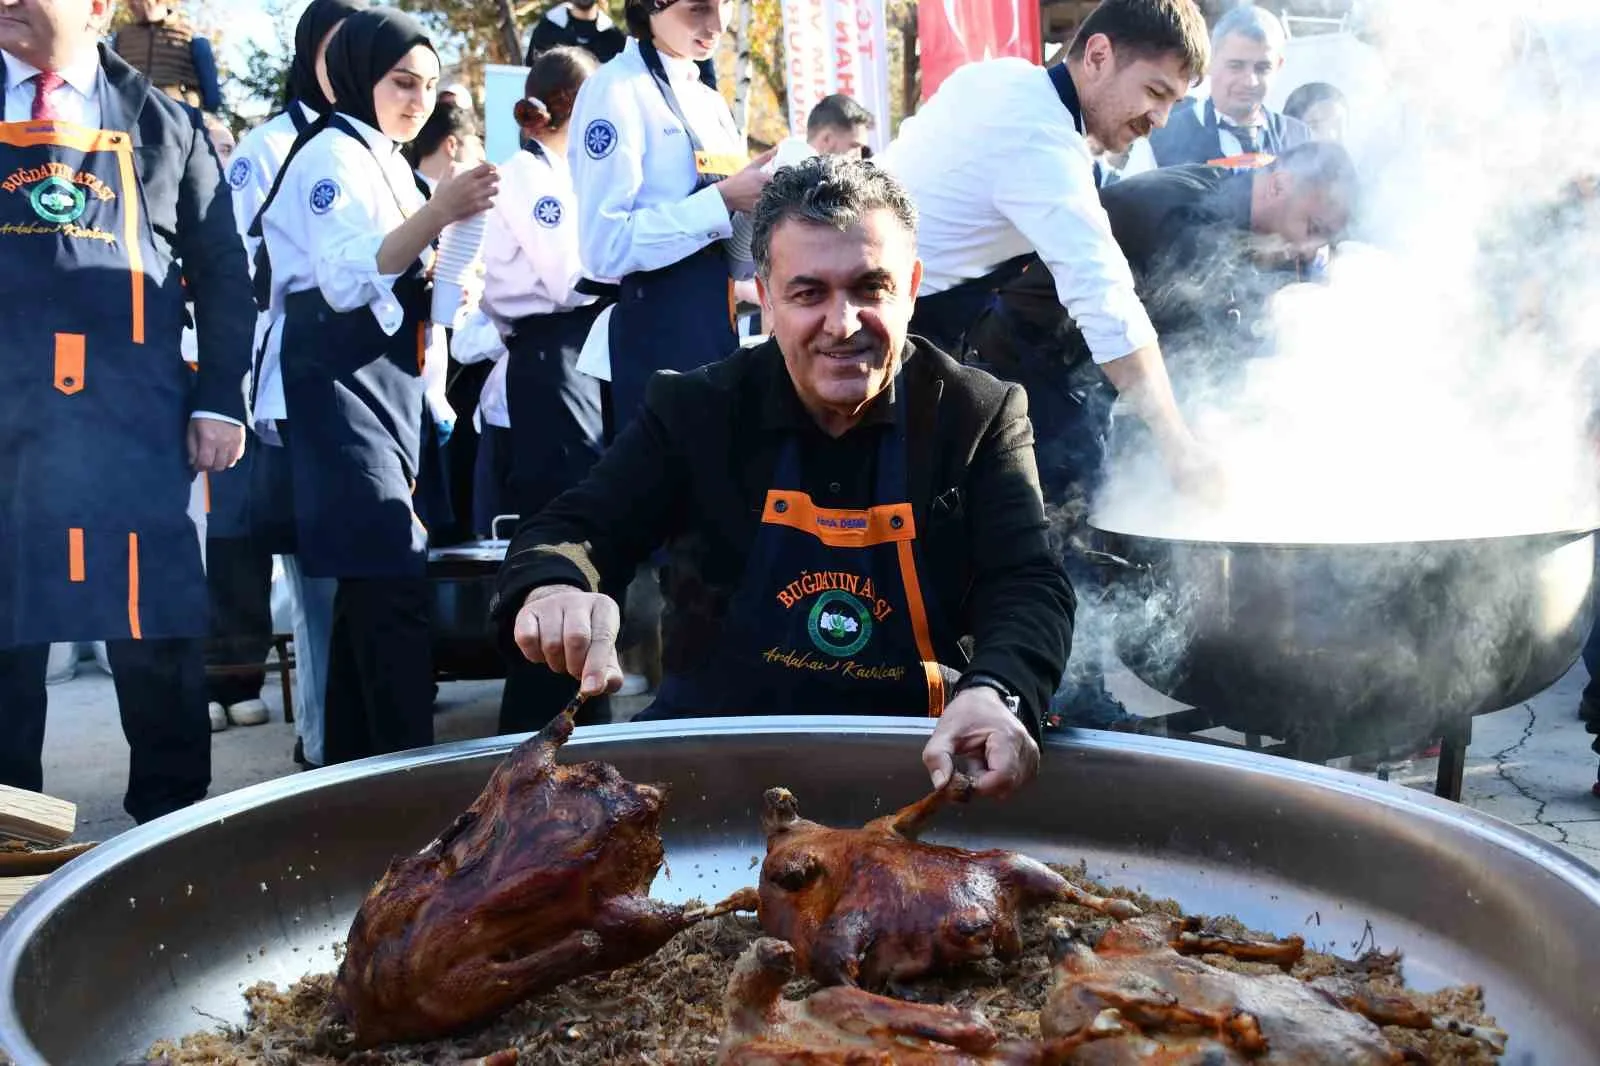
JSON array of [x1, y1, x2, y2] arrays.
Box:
[[955, 672, 1022, 718]]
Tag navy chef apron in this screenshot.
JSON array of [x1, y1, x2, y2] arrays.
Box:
[[0, 117, 204, 648], [643, 406, 950, 720], [278, 118, 432, 579], [602, 37, 743, 439]]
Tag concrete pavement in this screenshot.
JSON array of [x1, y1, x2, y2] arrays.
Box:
[[31, 658, 1600, 866]]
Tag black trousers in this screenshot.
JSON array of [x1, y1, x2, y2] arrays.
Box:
[[322, 577, 435, 764], [0, 639, 209, 823], [203, 535, 274, 707]]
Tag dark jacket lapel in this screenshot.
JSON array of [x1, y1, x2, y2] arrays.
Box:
[[96, 44, 150, 136]]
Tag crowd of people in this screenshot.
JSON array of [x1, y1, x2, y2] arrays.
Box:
[[4, 0, 1591, 827]]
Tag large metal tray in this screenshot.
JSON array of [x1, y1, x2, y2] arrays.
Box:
[[2, 719, 1598, 1064]]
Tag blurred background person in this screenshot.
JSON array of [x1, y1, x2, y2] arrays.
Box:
[[1283, 81, 1348, 144], [110, 0, 221, 113], [405, 98, 488, 546], [524, 0, 625, 65], [1125, 3, 1306, 173]]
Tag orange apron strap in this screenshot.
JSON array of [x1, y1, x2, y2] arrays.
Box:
[[1206, 151, 1277, 169], [67, 528, 86, 583], [895, 539, 945, 718], [126, 532, 142, 640]]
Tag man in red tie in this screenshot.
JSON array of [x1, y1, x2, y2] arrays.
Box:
[[0, 0, 254, 824]]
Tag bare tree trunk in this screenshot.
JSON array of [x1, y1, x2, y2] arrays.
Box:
[[732, 0, 755, 133], [902, 4, 920, 113], [496, 0, 523, 63]]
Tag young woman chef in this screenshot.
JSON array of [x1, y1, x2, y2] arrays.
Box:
[[258, 6, 499, 763], [479, 46, 620, 733], [216, 0, 357, 767], [566, 0, 773, 438]]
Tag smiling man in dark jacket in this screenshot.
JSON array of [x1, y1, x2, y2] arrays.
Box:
[[494, 156, 1075, 799], [0, 0, 253, 822]]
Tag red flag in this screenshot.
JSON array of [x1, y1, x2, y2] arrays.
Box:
[[917, 0, 1042, 101]]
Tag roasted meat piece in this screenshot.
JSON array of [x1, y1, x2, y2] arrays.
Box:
[[1040, 915, 1507, 1064], [757, 777, 1141, 990], [331, 701, 757, 1047], [717, 937, 1060, 1065]]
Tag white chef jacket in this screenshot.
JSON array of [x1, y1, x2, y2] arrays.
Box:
[[260, 114, 436, 422], [227, 103, 314, 439], [4, 48, 240, 423], [451, 308, 510, 430], [567, 37, 744, 281], [877, 58, 1156, 364], [481, 141, 595, 326]]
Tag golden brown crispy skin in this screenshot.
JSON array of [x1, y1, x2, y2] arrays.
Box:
[[756, 777, 1141, 990], [1039, 914, 1505, 1065], [330, 706, 756, 1047], [717, 937, 1063, 1065]]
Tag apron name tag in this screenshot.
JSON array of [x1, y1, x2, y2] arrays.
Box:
[[694, 151, 747, 181]]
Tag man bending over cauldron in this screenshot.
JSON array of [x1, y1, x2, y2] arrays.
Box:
[[492, 156, 1076, 799]]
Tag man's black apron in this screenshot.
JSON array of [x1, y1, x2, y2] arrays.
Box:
[[277, 117, 431, 579], [909, 64, 1095, 359], [504, 140, 607, 520], [642, 406, 950, 720], [602, 38, 743, 439], [0, 117, 204, 648]]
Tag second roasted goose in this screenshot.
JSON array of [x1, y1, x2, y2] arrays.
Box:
[[757, 776, 1141, 990]]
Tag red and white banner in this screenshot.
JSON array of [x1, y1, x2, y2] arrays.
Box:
[[917, 0, 1041, 101], [779, 0, 893, 154]]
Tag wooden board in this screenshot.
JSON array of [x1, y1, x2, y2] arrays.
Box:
[[0, 842, 95, 877], [0, 876, 47, 919], [0, 785, 76, 846]]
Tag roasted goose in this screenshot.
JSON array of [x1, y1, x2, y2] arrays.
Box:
[[1040, 915, 1507, 1064], [718, 937, 1067, 1065], [757, 776, 1141, 990], [330, 700, 757, 1047]]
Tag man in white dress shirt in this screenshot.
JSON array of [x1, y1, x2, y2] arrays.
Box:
[[879, 0, 1212, 491]]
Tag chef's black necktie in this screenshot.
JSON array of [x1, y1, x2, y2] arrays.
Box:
[[1219, 118, 1264, 154]]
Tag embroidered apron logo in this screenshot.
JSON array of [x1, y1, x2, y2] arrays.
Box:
[[807, 589, 873, 657], [29, 176, 86, 224]]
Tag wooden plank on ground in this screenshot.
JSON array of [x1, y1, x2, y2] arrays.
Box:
[[0, 785, 76, 846], [0, 842, 95, 877], [0, 876, 47, 919]]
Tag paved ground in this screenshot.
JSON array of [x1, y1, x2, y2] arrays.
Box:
[[33, 655, 1600, 866]]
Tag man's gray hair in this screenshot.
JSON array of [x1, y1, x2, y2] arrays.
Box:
[[750, 155, 918, 280], [1211, 3, 1287, 52]]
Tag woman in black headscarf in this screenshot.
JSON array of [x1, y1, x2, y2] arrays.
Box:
[[259, 6, 500, 764]]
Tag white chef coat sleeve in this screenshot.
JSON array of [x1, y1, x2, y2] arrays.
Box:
[[227, 131, 276, 256], [498, 158, 582, 307], [991, 129, 1158, 363], [295, 137, 407, 335], [568, 72, 733, 279]]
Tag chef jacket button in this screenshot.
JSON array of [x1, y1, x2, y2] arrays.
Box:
[[890, 515, 904, 530], [774, 499, 788, 514]]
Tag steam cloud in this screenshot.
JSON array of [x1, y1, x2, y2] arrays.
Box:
[[1061, 0, 1600, 734]]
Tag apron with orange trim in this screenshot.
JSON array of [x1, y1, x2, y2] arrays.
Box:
[[277, 118, 431, 579], [643, 408, 949, 720], [0, 118, 203, 647]]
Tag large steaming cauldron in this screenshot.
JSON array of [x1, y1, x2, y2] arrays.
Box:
[[1089, 523, 1597, 757]]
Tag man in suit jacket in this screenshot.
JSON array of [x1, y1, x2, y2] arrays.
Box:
[[495, 156, 1075, 800], [1125, 4, 1308, 174], [0, 0, 254, 823]]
